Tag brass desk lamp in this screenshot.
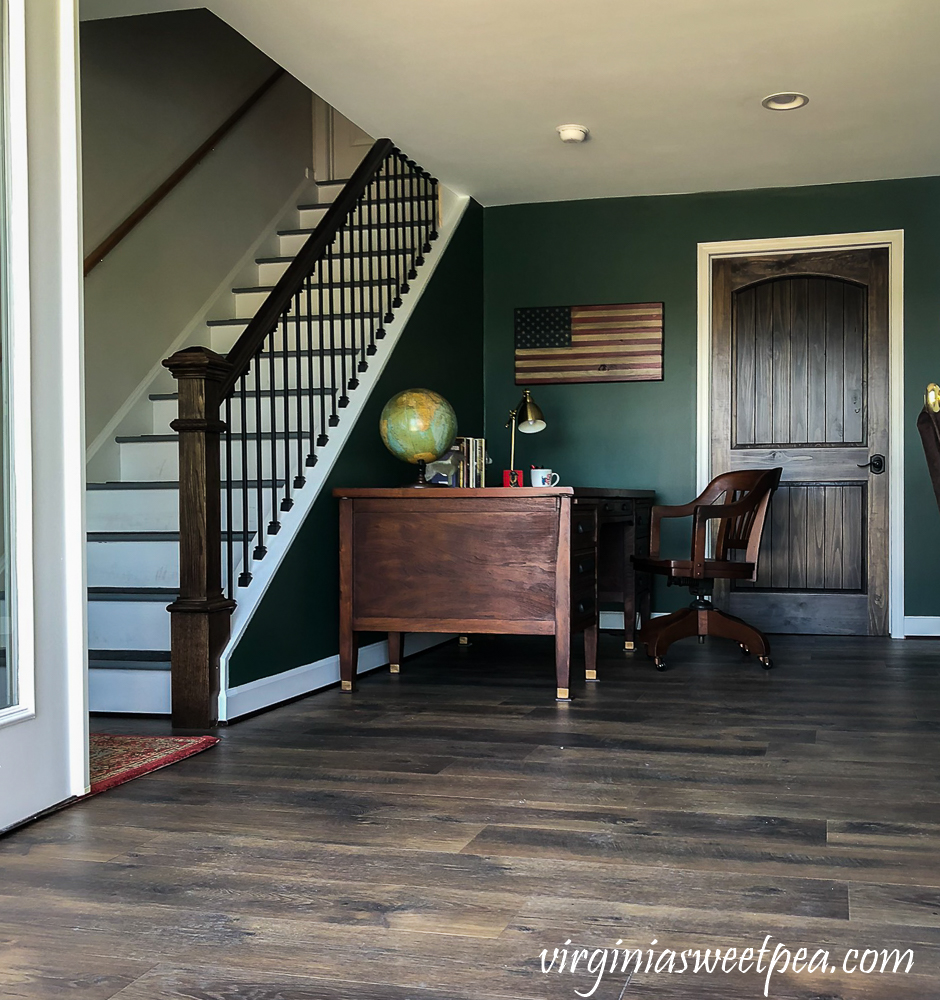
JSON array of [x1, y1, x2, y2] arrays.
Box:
[[504, 389, 546, 486]]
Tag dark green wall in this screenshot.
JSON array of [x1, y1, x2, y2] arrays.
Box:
[[483, 177, 940, 618], [229, 202, 485, 686]]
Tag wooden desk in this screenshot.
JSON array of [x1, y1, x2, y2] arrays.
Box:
[[571, 489, 655, 649], [334, 487, 597, 700]]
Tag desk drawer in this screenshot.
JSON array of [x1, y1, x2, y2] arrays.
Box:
[[600, 499, 635, 518], [571, 592, 596, 623], [571, 552, 596, 580], [571, 510, 597, 549]]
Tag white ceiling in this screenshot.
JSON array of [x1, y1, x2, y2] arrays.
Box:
[[80, 0, 940, 206]]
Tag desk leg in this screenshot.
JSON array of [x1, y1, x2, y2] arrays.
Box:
[[339, 628, 358, 692], [555, 630, 571, 701], [584, 623, 598, 682], [388, 632, 403, 673]]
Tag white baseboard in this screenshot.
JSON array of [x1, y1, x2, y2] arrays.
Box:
[[89, 667, 171, 715], [903, 617, 940, 637], [599, 611, 665, 630], [221, 632, 455, 722]]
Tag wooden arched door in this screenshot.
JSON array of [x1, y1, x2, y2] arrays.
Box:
[[711, 248, 889, 635]]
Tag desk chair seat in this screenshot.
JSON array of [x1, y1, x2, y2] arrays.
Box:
[[632, 468, 782, 671]]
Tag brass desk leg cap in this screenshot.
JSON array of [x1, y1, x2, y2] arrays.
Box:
[[458, 636, 470, 645], [585, 669, 598, 681], [341, 680, 354, 692], [389, 663, 400, 674], [624, 640, 635, 651], [556, 687, 570, 702]]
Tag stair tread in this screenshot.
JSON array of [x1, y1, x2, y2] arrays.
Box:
[[89, 659, 170, 672], [88, 586, 178, 601], [116, 432, 317, 444], [89, 648, 171, 661], [279, 222, 419, 236], [297, 196, 419, 210], [88, 530, 255, 540], [150, 389, 336, 400], [232, 281, 381, 293], [256, 249, 404, 264], [87, 479, 286, 490], [207, 314, 381, 326]]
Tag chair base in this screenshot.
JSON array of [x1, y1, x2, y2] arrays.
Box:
[[639, 600, 772, 670]]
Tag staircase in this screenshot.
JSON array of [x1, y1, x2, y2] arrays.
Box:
[[87, 144, 448, 717]]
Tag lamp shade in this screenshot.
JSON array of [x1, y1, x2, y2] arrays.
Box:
[[516, 389, 546, 434]]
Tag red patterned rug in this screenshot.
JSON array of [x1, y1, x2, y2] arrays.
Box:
[[88, 733, 220, 794]]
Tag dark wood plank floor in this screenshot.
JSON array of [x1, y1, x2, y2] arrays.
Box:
[[3, 633, 940, 999]]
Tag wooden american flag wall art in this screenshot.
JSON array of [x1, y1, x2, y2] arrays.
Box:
[[513, 302, 664, 385]]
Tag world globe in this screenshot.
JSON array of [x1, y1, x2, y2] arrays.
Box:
[[379, 389, 458, 482]]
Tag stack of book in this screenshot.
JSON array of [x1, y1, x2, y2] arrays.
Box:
[[455, 436, 486, 487]]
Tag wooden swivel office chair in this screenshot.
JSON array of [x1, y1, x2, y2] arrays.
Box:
[[918, 383, 940, 517], [633, 468, 782, 671]]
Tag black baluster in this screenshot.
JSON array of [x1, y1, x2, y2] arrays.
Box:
[[238, 377, 251, 585], [397, 155, 410, 296], [429, 176, 439, 242], [421, 169, 432, 254], [224, 396, 234, 600], [381, 163, 394, 325], [317, 261, 330, 439], [390, 155, 403, 307], [280, 309, 293, 512], [338, 226, 350, 406], [408, 159, 422, 272], [356, 193, 368, 373], [267, 328, 280, 534], [252, 351, 267, 560], [327, 242, 339, 426], [293, 289, 305, 489], [347, 207, 360, 391], [366, 178, 378, 352], [305, 276, 318, 465]]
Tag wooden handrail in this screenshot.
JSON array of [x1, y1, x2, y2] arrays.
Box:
[[83, 67, 287, 276], [220, 137, 396, 397]]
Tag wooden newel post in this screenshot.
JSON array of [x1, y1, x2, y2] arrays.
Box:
[[162, 347, 236, 729]]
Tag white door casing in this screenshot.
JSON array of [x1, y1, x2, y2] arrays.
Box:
[[696, 231, 905, 639]]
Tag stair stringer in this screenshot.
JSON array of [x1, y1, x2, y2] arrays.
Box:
[[217, 188, 470, 721]]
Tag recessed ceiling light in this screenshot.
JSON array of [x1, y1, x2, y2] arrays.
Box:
[[556, 124, 589, 143], [761, 93, 809, 111]]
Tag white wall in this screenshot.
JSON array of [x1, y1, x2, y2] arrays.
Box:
[[81, 10, 313, 457], [0, 0, 87, 830]]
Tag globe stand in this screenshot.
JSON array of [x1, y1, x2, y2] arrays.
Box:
[[411, 459, 446, 488]]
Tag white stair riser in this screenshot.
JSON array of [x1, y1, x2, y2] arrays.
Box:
[[233, 285, 394, 319], [88, 540, 178, 588], [297, 203, 426, 229], [87, 600, 171, 651], [120, 439, 313, 482], [257, 256, 405, 284], [209, 317, 374, 354], [87, 489, 179, 531], [153, 396, 334, 436], [278, 229, 424, 257]]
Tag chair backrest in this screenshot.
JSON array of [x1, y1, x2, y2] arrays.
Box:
[[918, 384, 940, 517], [706, 468, 781, 580]]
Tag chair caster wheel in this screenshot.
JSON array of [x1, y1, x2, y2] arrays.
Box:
[[739, 643, 750, 655], [654, 657, 667, 672], [759, 656, 773, 670]]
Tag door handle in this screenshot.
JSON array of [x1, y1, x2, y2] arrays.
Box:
[[857, 454, 885, 474]]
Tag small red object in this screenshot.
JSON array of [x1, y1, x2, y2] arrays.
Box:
[[503, 469, 523, 487]]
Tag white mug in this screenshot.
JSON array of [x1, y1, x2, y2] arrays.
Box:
[[531, 468, 560, 487]]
